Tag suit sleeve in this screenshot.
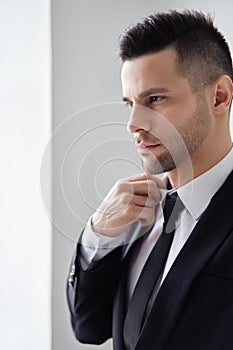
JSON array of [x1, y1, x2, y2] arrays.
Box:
[[67, 242, 123, 345]]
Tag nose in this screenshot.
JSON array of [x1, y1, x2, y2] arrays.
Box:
[[127, 104, 151, 134]]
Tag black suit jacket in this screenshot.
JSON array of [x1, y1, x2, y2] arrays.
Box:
[[67, 170, 233, 350]]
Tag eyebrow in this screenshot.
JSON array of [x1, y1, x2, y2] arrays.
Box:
[[122, 87, 170, 102]]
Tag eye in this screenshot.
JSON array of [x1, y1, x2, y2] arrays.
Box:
[[149, 96, 165, 104]]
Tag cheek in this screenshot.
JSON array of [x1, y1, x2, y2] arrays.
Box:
[[149, 104, 197, 144], [161, 99, 197, 128], [149, 115, 181, 144]]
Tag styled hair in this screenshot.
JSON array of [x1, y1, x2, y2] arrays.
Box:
[[118, 10, 233, 92]]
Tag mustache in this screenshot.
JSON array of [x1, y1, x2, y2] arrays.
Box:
[[134, 132, 160, 145]]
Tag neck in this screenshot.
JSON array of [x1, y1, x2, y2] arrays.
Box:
[[167, 139, 233, 188]]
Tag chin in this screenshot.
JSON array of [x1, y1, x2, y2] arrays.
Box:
[[141, 152, 177, 174]]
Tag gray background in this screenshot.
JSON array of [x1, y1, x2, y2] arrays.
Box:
[[52, 1, 233, 349]]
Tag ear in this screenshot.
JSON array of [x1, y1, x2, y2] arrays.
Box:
[[211, 75, 233, 115]]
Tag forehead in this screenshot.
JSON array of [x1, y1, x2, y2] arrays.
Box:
[[121, 48, 187, 98]]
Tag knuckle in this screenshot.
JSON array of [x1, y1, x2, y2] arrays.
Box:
[[115, 178, 123, 186], [117, 182, 133, 195], [115, 180, 126, 193]]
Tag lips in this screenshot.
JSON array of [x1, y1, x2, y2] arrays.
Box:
[[134, 133, 161, 152], [135, 142, 161, 155], [135, 141, 160, 149]]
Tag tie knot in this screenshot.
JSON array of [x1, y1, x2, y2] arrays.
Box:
[[163, 192, 183, 234]]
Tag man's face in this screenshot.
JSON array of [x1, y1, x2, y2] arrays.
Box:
[[121, 48, 212, 175]]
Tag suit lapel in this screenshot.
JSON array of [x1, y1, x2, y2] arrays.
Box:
[[135, 170, 233, 350]]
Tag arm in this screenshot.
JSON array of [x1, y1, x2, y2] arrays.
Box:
[[67, 174, 164, 344], [67, 242, 123, 344]]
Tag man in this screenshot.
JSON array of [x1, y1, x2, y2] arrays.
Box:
[[67, 10, 233, 350]]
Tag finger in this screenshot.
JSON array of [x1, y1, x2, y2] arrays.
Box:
[[127, 173, 166, 189], [132, 194, 156, 208], [131, 180, 160, 200], [123, 203, 154, 223]]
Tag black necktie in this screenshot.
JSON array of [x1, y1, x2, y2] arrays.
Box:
[[123, 193, 183, 350]]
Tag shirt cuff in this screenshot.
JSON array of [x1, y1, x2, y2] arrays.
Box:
[[79, 216, 126, 269]]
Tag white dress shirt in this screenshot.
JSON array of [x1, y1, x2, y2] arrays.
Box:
[[80, 147, 233, 299]]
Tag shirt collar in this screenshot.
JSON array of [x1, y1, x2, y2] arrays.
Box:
[[161, 146, 233, 221]]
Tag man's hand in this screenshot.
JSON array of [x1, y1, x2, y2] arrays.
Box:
[[91, 174, 166, 237]]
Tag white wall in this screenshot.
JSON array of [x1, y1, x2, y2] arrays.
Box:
[[52, 1, 233, 350], [0, 1, 51, 350]]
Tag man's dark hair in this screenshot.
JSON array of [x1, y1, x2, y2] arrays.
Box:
[[118, 10, 233, 92]]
